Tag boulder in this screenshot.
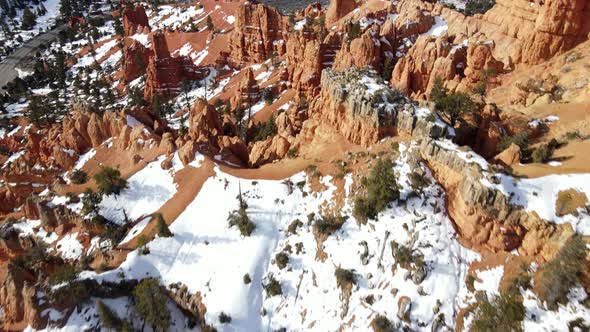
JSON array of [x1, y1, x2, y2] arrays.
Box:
[[494, 143, 521, 166]]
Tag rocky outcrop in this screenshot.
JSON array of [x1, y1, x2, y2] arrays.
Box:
[[494, 143, 521, 166], [313, 67, 452, 146], [333, 28, 382, 71], [326, 0, 358, 26], [188, 99, 223, 154], [285, 31, 342, 96], [144, 32, 209, 100], [235, 68, 261, 108], [419, 138, 573, 258], [391, 35, 466, 98], [122, 5, 150, 36], [249, 135, 290, 168], [123, 38, 152, 84], [0, 265, 44, 330], [228, 2, 289, 66]]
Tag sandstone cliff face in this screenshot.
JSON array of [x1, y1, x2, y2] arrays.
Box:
[[0, 265, 44, 330], [392, 35, 466, 98], [122, 5, 151, 37], [285, 31, 341, 96], [333, 28, 382, 71], [144, 32, 209, 100], [123, 38, 152, 84], [419, 138, 573, 258], [326, 0, 357, 26], [313, 68, 452, 147], [229, 3, 289, 66]]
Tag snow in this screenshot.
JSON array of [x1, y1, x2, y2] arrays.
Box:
[[72, 149, 96, 171], [423, 16, 448, 37], [131, 33, 151, 47], [226, 15, 236, 24], [99, 155, 177, 224], [56, 233, 84, 260], [119, 216, 152, 246], [474, 266, 504, 297], [87, 143, 478, 331], [16, 68, 34, 79], [494, 173, 590, 226], [126, 115, 143, 128], [523, 287, 590, 331]]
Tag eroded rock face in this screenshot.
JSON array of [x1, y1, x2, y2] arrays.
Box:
[[285, 31, 342, 96], [313, 67, 452, 146], [326, 0, 358, 25], [0, 265, 43, 329], [123, 38, 152, 84], [249, 135, 290, 168], [144, 32, 209, 100], [419, 138, 573, 258], [122, 5, 150, 37], [334, 28, 382, 71], [392, 35, 466, 98], [229, 2, 289, 66]]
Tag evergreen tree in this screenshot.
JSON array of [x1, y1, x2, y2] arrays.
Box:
[[114, 16, 124, 36], [151, 94, 161, 118], [21, 8, 37, 30], [381, 57, 394, 82], [26, 95, 48, 127], [206, 15, 214, 31], [94, 167, 128, 196], [59, 0, 72, 18], [133, 279, 171, 332], [156, 214, 172, 237], [81, 188, 102, 216]]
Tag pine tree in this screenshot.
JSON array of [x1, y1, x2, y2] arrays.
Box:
[[206, 15, 214, 31], [21, 8, 37, 30], [133, 279, 170, 332], [60, 0, 72, 18], [114, 16, 123, 36], [151, 94, 161, 117], [156, 214, 172, 237]]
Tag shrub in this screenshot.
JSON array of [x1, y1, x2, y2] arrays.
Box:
[[391, 241, 424, 270], [228, 207, 256, 236], [535, 235, 587, 310], [263, 274, 282, 297], [371, 314, 395, 332], [51, 281, 90, 305], [94, 166, 128, 196], [97, 300, 124, 330], [219, 312, 232, 324], [70, 169, 88, 184], [253, 115, 277, 142], [50, 264, 79, 285], [287, 148, 298, 159], [555, 190, 588, 217], [243, 273, 251, 284], [137, 235, 150, 255], [335, 267, 355, 290], [314, 215, 347, 236], [497, 133, 529, 153], [287, 219, 303, 234], [133, 279, 170, 332], [464, 0, 496, 16], [275, 252, 289, 270], [82, 188, 102, 216], [531, 144, 553, 163], [353, 158, 399, 223], [471, 292, 524, 332], [156, 214, 173, 237]]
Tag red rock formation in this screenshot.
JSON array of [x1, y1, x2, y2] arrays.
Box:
[[464, 42, 504, 84], [122, 5, 150, 36], [392, 35, 466, 98], [234, 68, 261, 108], [326, 0, 358, 26], [123, 38, 152, 84], [228, 2, 289, 66], [249, 135, 290, 168], [333, 27, 382, 71], [286, 31, 342, 96], [144, 32, 209, 100]]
